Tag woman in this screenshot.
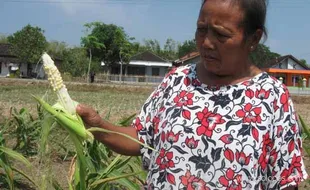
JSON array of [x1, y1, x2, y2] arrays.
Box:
[[77, 0, 308, 189]]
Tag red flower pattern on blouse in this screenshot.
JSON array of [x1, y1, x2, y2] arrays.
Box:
[[255, 89, 271, 99], [173, 90, 194, 107], [196, 108, 225, 137], [219, 168, 242, 190], [235, 150, 251, 166], [245, 89, 254, 99], [280, 87, 290, 112], [166, 131, 180, 143], [258, 133, 274, 170], [156, 149, 175, 170], [180, 170, 211, 190], [236, 103, 262, 124], [185, 137, 199, 149]]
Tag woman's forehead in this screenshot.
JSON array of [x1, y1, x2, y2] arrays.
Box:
[[198, 0, 244, 28]]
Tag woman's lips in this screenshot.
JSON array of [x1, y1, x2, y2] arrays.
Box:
[[204, 55, 218, 62]]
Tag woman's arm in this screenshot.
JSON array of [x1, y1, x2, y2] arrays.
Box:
[[76, 104, 141, 156]]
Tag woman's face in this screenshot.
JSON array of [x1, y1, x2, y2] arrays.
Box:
[[196, 0, 255, 76]]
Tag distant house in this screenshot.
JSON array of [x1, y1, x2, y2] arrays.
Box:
[[263, 55, 310, 87], [173, 52, 200, 67], [0, 43, 61, 79], [174, 52, 310, 87], [110, 51, 172, 83]]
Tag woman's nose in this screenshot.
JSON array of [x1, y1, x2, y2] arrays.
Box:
[[202, 35, 215, 50]]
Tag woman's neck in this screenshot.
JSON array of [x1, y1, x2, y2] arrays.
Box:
[[196, 62, 262, 87]]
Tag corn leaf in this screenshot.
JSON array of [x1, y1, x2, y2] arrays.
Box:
[[87, 127, 156, 152], [12, 167, 37, 188], [299, 115, 310, 138], [0, 159, 14, 190], [98, 154, 122, 179], [90, 170, 143, 189], [118, 113, 137, 127], [0, 146, 31, 167]]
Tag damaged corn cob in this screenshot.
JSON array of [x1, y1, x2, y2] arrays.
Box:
[[42, 53, 76, 115], [35, 53, 93, 141]]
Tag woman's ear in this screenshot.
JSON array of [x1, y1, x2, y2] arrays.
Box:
[[249, 29, 263, 51]]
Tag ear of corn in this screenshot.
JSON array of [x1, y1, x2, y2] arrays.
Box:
[[42, 53, 76, 115]]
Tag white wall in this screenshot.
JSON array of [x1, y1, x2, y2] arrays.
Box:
[[288, 58, 305, 70], [0, 63, 9, 77], [287, 58, 294, 69], [272, 60, 288, 69]]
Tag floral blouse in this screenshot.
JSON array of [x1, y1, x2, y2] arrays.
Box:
[[132, 64, 308, 190]]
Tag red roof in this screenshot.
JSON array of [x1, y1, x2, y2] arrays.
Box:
[[179, 52, 200, 62]]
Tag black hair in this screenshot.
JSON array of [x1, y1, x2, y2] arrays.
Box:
[[201, 0, 268, 40]]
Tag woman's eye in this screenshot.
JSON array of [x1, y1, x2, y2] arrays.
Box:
[[216, 31, 228, 38], [197, 28, 208, 34]]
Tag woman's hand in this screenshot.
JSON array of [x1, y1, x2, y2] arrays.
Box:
[[76, 104, 141, 156], [76, 104, 103, 128]]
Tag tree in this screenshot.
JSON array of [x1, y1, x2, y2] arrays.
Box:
[[137, 38, 179, 61], [142, 39, 161, 55], [250, 44, 280, 68], [81, 22, 134, 74], [8, 24, 47, 63], [47, 40, 68, 59], [81, 33, 105, 83], [0, 34, 8, 43], [300, 59, 308, 68], [178, 39, 197, 58], [61, 47, 89, 77], [162, 38, 179, 61]]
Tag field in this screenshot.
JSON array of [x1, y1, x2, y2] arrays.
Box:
[[1, 78, 310, 189]]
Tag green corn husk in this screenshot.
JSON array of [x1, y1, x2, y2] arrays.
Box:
[[33, 96, 93, 141]]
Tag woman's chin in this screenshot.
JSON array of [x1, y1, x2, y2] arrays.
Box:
[[201, 61, 222, 74]]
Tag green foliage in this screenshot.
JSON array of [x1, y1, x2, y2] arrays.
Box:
[[0, 131, 35, 190], [141, 39, 161, 55], [0, 34, 8, 43], [298, 115, 310, 157], [47, 41, 68, 59], [34, 99, 147, 189], [250, 44, 280, 68], [178, 39, 197, 58], [81, 22, 135, 69], [136, 38, 179, 61], [61, 47, 89, 77], [300, 59, 308, 69], [6, 107, 42, 156], [162, 38, 179, 61], [7, 24, 47, 64], [81, 34, 105, 83]]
